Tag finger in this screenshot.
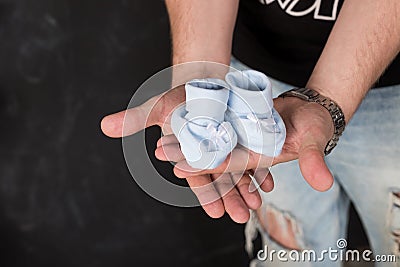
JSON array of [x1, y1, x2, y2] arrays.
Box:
[[213, 173, 250, 224], [156, 134, 179, 147], [155, 144, 185, 162], [101, 95, 161, 138], [249, 168, 275, 193], [272, 148, 298, 166], [161, 123, 174, 136], [230, 172, 262, 210], [260, 171, 274, 192], [298, 141, 334, 192], [173, 147, 273, 178], [186, 175, 225, 219]]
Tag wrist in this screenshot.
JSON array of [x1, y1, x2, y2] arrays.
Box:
[[170, 60, 231, 89], [306, 65, 369, 124], [305, 83, 349, 124], [172, 51, 231, 66]]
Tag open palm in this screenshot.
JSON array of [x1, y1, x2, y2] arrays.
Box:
[[101, 87, 334, 223]]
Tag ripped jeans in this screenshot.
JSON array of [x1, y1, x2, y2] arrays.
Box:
[[231, 58, 400, 267]]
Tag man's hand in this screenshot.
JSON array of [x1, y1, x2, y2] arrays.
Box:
[[155, 95, 335, 192], [101, 86, 271, 223]]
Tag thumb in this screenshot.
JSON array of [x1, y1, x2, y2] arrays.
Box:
[[298, 137, 334, 192], [100, 95, 161, 138]]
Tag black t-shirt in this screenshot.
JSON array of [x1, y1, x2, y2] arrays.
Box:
[[233, 0, 400, 88]]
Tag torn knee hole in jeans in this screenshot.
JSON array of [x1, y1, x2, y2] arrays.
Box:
[[257, 204, 304, 250], [390, 191, 400, 254]]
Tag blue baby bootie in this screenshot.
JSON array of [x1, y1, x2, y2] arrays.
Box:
[[225, 70, 286, 157], [171, 79, 237, 169]]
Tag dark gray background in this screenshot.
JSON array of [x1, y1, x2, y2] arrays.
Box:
[[0, 1, 367, 266]]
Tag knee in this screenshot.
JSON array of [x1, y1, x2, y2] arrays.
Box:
[[257, 204, 303, 250]]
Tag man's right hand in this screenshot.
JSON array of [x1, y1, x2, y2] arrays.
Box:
[[101, 86, 271, 223]]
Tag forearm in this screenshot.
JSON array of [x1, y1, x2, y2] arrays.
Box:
[[307, 0, 400, 122], [165, 0, 239, 65]]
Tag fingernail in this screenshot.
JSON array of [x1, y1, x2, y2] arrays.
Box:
[[248, 173, 259, 193]]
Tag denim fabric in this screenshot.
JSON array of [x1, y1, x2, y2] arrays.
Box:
[[231, 58, 400, 267]]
